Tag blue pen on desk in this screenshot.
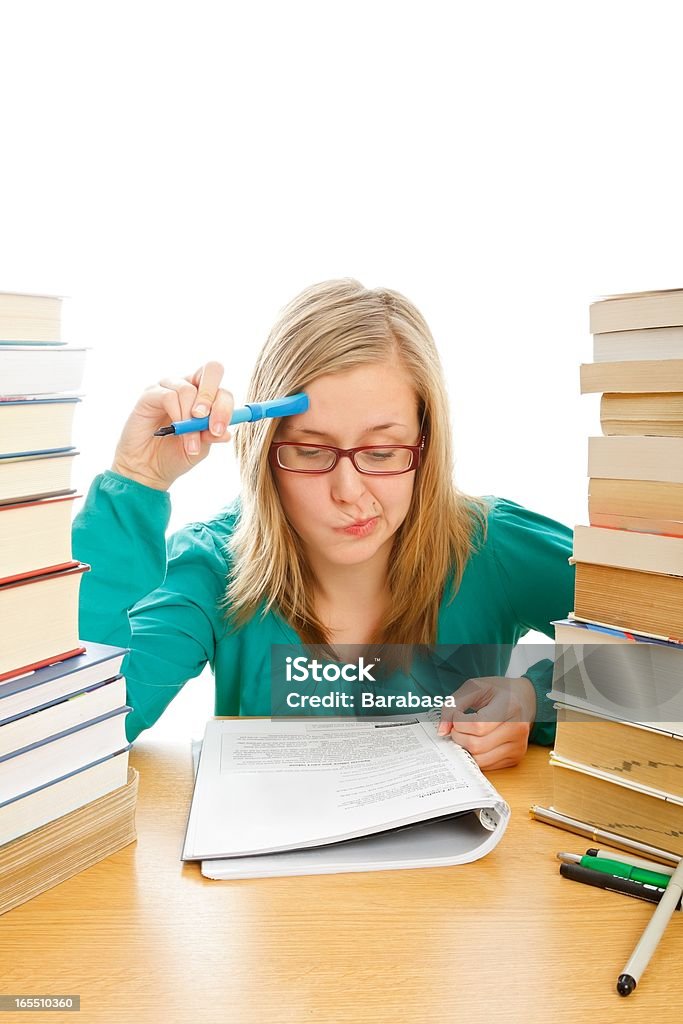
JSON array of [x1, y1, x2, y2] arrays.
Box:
[[153, 393, 309, 436]]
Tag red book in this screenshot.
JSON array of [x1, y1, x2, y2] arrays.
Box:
[[0, 564, 89, 680], [0, 494, 80, 585]]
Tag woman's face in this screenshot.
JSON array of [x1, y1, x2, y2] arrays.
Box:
[[271, 361, 421, 572]]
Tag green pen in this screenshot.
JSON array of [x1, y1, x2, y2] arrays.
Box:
[[557, 852, 672, 889]]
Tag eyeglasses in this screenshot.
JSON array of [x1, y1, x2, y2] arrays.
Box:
[[269, 435, 426, 475]]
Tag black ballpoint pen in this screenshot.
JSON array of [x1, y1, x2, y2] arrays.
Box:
[[559, 863, 683, 908]]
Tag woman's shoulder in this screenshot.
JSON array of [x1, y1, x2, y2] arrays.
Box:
[[480, 495, 573, 547], [455, 494, 573, 580], [456, 495, 546, 551], [469, 494, 574, 588]]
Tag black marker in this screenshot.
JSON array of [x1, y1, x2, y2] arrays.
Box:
[[559, 862, 680, 907]]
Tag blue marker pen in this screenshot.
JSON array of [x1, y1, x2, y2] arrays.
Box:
[[153, 393, 309, 437]]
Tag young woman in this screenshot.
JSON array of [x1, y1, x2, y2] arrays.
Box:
[[73, 279, 574, 769]]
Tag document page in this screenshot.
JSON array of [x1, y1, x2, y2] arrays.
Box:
[[183, 717, 506, 860]]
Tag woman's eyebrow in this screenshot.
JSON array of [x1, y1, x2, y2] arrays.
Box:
[[288, 423, 406, 440]]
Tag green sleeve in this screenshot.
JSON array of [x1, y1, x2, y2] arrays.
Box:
[[73, 471, 227, 743], [488, 499, 575, 747]]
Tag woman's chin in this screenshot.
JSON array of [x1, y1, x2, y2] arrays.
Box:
[[325, 534, 392, 567]]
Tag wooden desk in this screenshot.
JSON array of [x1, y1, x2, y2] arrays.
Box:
[[2, 742, 682, 1023]]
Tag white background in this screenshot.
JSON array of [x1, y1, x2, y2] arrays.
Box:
[[2, 1, 681, 737]]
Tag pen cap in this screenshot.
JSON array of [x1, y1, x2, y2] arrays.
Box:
[[245, 393, 309, 421]]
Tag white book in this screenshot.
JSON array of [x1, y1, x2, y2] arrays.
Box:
[[183, 717, 510, 878], [0, 347, 86, 397], [0, 750, 130, 846], [593, 326, 683, 362], [0, 707, 130, 804], [0, 677, 127, 757]]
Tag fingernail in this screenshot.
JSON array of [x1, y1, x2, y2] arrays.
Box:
[[193, 404, 208, 417], [188, 436, 200, 455], [436, 723, 448, 736], [211, 422, 225, 437]]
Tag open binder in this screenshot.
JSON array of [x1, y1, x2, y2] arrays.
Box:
[[183, 716, 510, 879]]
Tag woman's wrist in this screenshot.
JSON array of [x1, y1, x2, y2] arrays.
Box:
[[510, 676, 537, 729], [111, 457, 171, 492]]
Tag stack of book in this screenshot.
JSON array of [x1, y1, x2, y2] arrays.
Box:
[[538, 288, 683, 860], [0, 292, 84, 506], [0, 292, 136, 915]]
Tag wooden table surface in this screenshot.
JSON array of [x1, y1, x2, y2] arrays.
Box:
[[2, 741, 682, 1024]]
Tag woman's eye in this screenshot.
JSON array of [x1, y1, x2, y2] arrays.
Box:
[[297, 447, 323, 457], [367, 449, 397, 460]]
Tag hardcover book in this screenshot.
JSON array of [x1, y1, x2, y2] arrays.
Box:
[[0, 450, 78, 505], [0, 706, 131, 805], [0, 763, 137, 914], [0, 396, 79, 458], [0, 564, 89, 680], [0, 641, 127, 722], [0, 494, 79, 584]]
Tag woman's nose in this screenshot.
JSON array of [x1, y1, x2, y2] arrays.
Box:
[[329, 454, 366, 503]]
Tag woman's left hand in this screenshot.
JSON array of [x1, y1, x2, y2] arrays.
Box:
[[436, 676, 537, 770]]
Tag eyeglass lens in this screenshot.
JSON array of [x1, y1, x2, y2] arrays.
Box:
[[276, 445, 414, 473]]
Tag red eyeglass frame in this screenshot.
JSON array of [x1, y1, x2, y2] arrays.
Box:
[[268, 434, 427, 475]]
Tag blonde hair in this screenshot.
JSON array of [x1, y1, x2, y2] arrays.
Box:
[[226, 278, 489, 644]]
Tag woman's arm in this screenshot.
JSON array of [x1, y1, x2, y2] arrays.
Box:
[[488, 499, 575, 745], [73, 361, 236, 742], [73, 470, 229, 743], [437, 499, 575, 768], [74, 471, 171, 649]]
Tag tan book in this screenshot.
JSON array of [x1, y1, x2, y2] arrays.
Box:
[[0, 293, 61, 343], [589, 288, 683, 334], [589, 478, 683, 536], [581, 359, 683, 394], [0, 397, 79, 457], [574, 561, 683, 639], [0, 450, 78, 505], [553, 706, 683, 799], [0, 766, 137, 916], [600, 392, 683, 437], [0, 495, 79, 584], [594, 326, 683, 362], [572, 524, 683, 576], [550, 754, 683, 857], [587, 436, 683, 484], [0, 564, 88, 679], [589, 512, 683, 536]]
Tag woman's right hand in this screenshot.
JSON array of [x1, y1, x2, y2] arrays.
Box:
[[111, 361, 234, 491]]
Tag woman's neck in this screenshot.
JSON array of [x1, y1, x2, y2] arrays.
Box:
[[307, 545, 392, 626]]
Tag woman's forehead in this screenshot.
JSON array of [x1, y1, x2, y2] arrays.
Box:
[[283, 364, 419, 437], [307, 362, 417, 408]]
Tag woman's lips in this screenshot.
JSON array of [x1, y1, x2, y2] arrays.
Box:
[[335, 516, 380, 538]]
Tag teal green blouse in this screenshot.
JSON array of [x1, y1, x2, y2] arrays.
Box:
[[72, 471, 575, 746]]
